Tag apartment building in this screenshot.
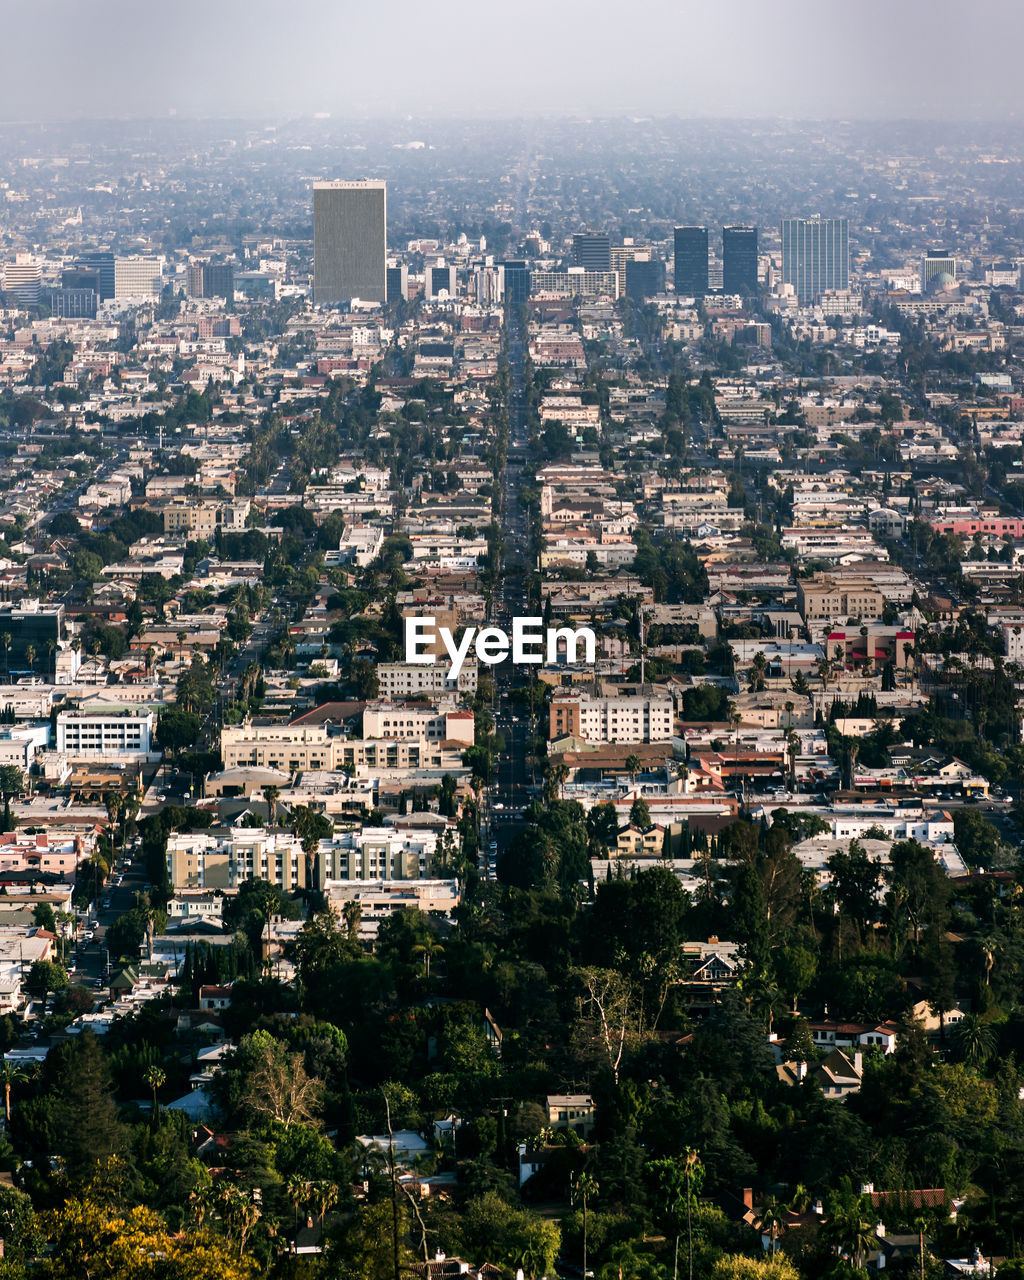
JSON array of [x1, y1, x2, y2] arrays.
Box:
[[376, 661, 479, 697], [316, 826, 443, 884], [549, 690, 674, 744], [165, 826, 307, 890], [323, 878, 461, 942], [361, 703, 475, 745], [162, 498, 250, 537], [220, 723, 337, 772], [56, 711, 155, 758], [796, 572, 886, 624], [334, 738, 465, 771]]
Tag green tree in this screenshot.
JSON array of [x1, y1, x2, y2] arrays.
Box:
[[24, 959, 68, 1001], [629, 797, 652, 829]]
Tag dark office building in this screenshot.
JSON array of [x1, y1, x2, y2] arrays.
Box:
[[625, 257, 665, 301], [48, 288, 97, 319], [203, 264, 234, 301], [502, 261, 531, 306], [723, 226, 758, 294], [188, 262, 234, 302], [0, 602, 64, 676], [573, 232, 612, 272], [61, 267, 101, 293], [78, 252, 115, 302], [673, 226, 708, 296], [386, 264, 408, 303]]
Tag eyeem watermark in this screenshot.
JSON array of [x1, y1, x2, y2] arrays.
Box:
[[405, 616, 597, 679]]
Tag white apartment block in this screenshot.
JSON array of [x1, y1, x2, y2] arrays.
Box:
[[316, 826, 444, 884], [549, 692, 675, 744], [166, 826, 307, 890], [361, 702, 475, 745], [220, 723, 337, 772], [56, 710, 155, 758], [376, 661, 478, 697]]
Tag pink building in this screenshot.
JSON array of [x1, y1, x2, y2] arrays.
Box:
[[929, 516, 1024, 538]]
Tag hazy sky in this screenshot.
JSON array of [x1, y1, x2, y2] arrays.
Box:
[[6, 0, 1022, 123]]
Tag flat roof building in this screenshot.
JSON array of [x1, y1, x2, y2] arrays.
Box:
[[313, 180, 387, 306]]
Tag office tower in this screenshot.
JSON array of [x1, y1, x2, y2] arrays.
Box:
[[723, 225, 758, 293], [386, 263, 408, 303], [313, 179, 387, 305], [2, 254, 42, 305], [203, 264, 234, 301], [780, 216, 849, 304], [188, 262, 235, 302], [502, 261, 531, 306], [114, 255, 163, 300], [573, 232, 612, 272], [425, 261, 456, 299], [0, 601, 64, 673], [610, 243, 647, 298], [673, 226, 709, 296], [79, 251, 115, 301], [625, 256, 665, 301], [922, 250, 956, 293], [48, 288, 97, 319], [62, 266, 101, 293]]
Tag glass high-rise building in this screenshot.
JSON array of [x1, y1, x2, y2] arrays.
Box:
[[722, 226, 758, 294], [313, 180, 387, 306], [79, 252, 115, 301], [781, 216, 849, 303], [573, 232, 612, 272], [502, 261, 531, 306], [625, 257, 665, 301], [673, 226, 708, 296]]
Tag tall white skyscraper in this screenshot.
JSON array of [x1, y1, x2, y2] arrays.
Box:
[[2, 253, 42, 305], [313, 180, 387, 306]]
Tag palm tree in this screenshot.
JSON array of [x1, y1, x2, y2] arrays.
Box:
[[824, 1187, 877, 1269], [188, 1184, 217, 1229], [24, 644, 35, 679], [954, 1013, 996, 1070], [0, 1062, 24, 1125], [574, 1171, 599, 1278], [625, 753, 642, 786], [143, 1064, 166, 1124], [759, 1197, 786, 1257], [599, 1241, 645, 1280], [176, 630, 187, 665], [286, 1175, 308, 1227], [308, 1180, 338, 1226], [544, 762, 569, 804], [682, 1148, 701, 1280], [45, 638, 56, 682], [219, 1185, 262, 1258], [264, 784, 280, 828], [1, 633, 10, 683], [913, 1212, 931, 1280], [411, 938, 444, 981]]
